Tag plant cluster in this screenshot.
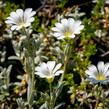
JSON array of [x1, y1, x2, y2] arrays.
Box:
[[0, 0, 109, 109]]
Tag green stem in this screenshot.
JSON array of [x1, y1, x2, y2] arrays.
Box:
[[61, 56, 68, 80], [52, 43, 71, 108], [49, 82, 53, 109], [60, 43, 70, 82], [29, 105, 32, 109]]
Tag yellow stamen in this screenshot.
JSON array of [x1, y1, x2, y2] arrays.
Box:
[[96, 73, 106, 80], [64, 31, 72, 37], [63, 27, 73, 37]]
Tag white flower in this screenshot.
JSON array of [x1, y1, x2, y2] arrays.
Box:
[[5, 8, 36, 31], [51, 18, 84, 40], [85, 61, 109, 84], [35, 61, 63, 79]]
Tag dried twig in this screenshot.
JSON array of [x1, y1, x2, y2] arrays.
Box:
[[100, 51, 109, 57], [36, 0, 47, 13]]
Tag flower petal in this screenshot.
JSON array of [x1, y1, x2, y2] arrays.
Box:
[[88, 65, 98, 75], [73, 25, 84, 34], [53, 63, 62, 74], [16, 9, 23, 17], [10, 12, 18, 19], [5, 20, 17, 24], [104, 71, 109, 77], [85, 70, 96, 79], [52, 27, 60, 32], [47, 61, 56, 72], [61, 18, 68, 26], [55, 23, 63, 29], [57, 35, 65, 40], [104, 63, 109, 73], [24, 8, 36, 17], [11, 25, 18, 30], [97, 61, 104, 74], [53, 32, 61, 37], [55, 70, 64, 76], [68, 18, 74, 24]]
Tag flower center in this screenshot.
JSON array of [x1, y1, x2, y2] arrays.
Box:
[[64, 31, 72, 37], [96, 73, 106, 81], [17, 17, 26, 28], [63, 27, 73, 37], [18, 22, 25, 27]]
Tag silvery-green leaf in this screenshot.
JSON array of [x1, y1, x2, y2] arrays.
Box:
[[17, 98, 25, 109], [39, 102, 48, 109], [17, 75, 23, 80], [41, 92, 50, 101], [1, 57, 5, 63], [13, 82, 21, 86], [55, 81, 64, 97], [0, 95, 5, 101], [5, 65, 12, 86], [8, 56, 20, 60], [54, 102, 65, 109], [6, 65, 12, 75]]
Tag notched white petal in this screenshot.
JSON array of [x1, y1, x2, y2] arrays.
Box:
[[55, 70, 64, 76], [47, 61, 56, 72], [53, 63, 62, 74], [61, 18, 68, 26], [104, 63, 109, 73], [97, 61, 104, 73], [16, 9, 23, 16], [88, 65, 98, 74]]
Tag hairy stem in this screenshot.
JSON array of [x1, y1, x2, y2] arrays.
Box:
[[22, 28, 35, 108]]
